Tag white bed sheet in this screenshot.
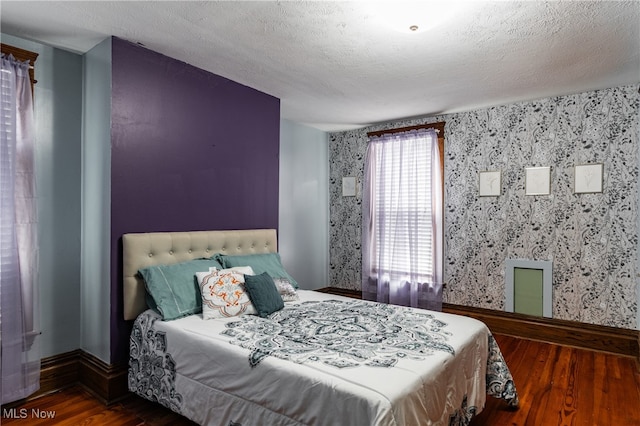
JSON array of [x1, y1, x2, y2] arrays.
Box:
[[129, 290, 511, 426]]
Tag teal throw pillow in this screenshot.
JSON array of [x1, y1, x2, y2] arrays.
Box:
[[139, 257, 223, 320], [216, 253, 299, 289], [243, 272, 284, 318]]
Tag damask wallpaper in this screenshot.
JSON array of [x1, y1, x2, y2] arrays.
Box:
[[329, 84, 639, 330]]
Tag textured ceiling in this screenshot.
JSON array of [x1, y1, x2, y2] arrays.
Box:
[[2, 1, 639, 131]]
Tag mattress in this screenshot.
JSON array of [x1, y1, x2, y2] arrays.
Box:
[[129, 290, 517, 426]]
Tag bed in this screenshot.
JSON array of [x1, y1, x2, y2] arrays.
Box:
[[124, 229, 518, 426]]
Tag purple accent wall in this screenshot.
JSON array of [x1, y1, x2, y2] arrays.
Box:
[[109, 38, 280, 363]]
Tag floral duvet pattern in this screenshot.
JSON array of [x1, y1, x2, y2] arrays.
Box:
[[128, 312, 183, 413], [223, 300, 455, 368], [129, 292, 519, 426]]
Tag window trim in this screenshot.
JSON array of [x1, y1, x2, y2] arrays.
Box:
[[1, 43, 39, 93]]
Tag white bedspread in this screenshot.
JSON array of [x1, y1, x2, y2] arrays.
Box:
[[129, 290, 517, 426]]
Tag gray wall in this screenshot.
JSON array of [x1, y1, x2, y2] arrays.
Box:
[[279, 119, 329, 290], [81, 37, 112, 362], [329, 84, 640, 330], [1, 34, 83, 358]]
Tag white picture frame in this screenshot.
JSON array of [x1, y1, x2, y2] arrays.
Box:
[[342, 176, 356, 197], [574, 163, 603, 194], [478, 170, 501, 196], [525, 166, 551, 195]]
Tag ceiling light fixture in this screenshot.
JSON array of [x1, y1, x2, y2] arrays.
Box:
[[366, 1, 462, 34]]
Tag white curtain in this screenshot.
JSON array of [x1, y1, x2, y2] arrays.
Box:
[[362, 128, 443, 311], [1, 53, 40, 404]]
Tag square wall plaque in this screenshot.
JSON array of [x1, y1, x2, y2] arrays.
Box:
[[525, 166, 551, 195], [479, 170, 501, 196]]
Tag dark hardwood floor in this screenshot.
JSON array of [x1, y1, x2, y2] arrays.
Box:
[[470, 335, 640, 426], [1, 385, 196, 426], [2, 334, 639, 425]]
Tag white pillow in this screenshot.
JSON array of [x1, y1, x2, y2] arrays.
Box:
[[197, 266, 257, 319], [206, 265, 255, 275], [228, 266, 255, 275], [273, 278, 299, 302]]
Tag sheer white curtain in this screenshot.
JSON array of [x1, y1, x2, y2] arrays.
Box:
[[362, 128, 443, 311], [1, 53, 40, 404]]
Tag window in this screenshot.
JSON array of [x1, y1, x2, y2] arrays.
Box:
[[373, 132, 433, 276], [1, 43, 40, 404], [362, 122, 444, 309]]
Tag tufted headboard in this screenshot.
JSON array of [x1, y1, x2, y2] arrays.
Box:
[[122, 229, 278, 320]]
